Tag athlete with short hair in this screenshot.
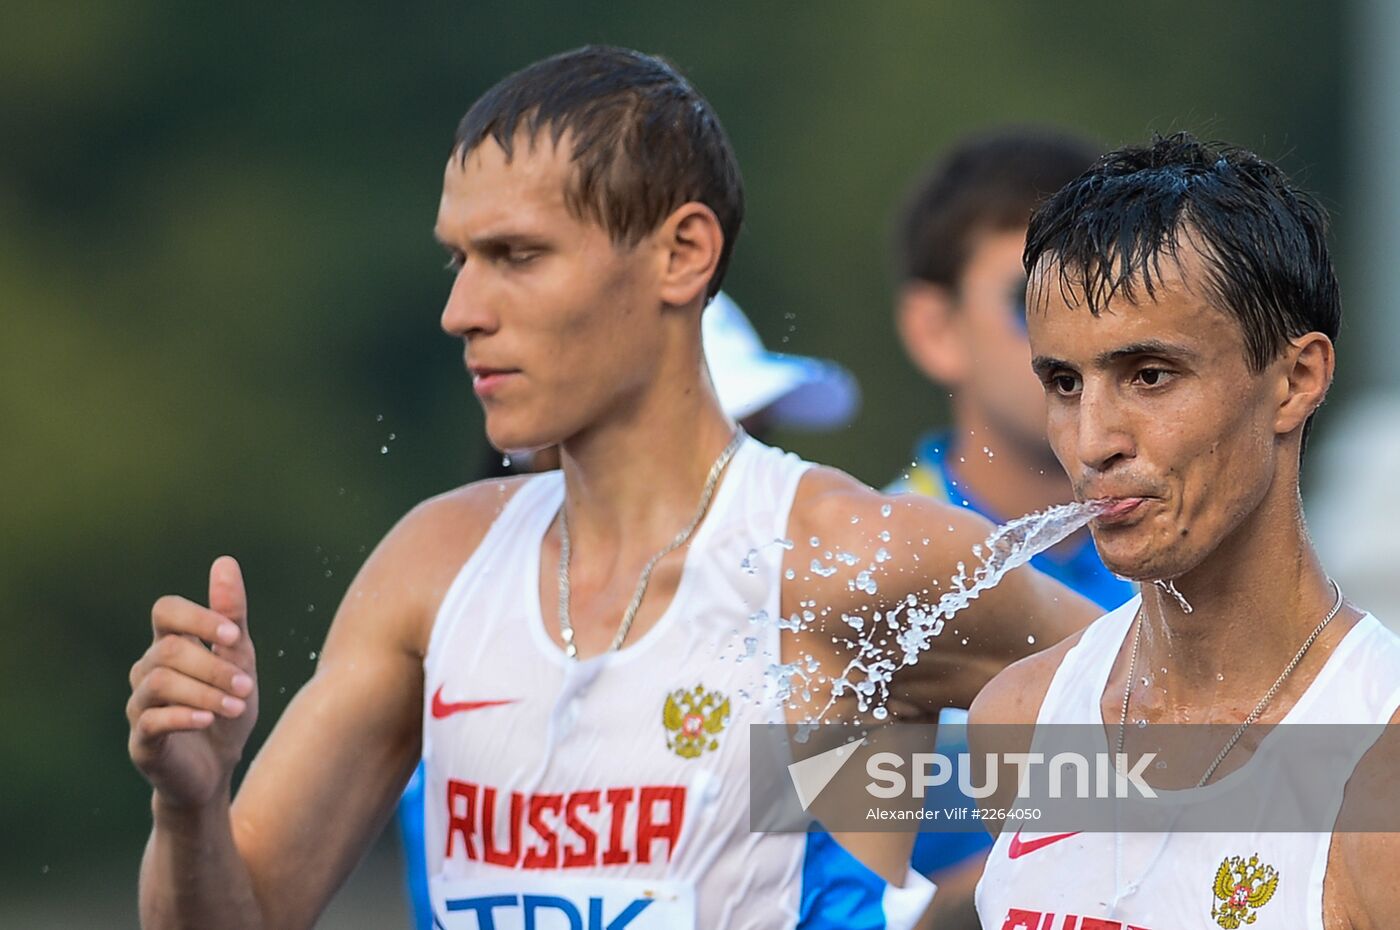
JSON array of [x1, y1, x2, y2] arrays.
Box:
[[126, 46, 1093, 930], [971, 133, 1400, 929]]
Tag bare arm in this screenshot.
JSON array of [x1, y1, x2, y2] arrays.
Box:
[[780, 468, 1094, 882], [1331, 707, 1400, 928], [130, 481, 522, 930], [785, 467, 1097, 721]]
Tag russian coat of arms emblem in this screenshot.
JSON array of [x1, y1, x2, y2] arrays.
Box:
[[1211, 853, 1280, 928], [662, 684, 730, 759]]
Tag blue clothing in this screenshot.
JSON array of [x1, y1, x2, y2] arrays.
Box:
[[889, 432, 1135, 881], [398, 762, 430, 930]]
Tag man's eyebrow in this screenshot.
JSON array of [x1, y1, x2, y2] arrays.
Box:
[[1093, 340, 1199, 367], [434, 231, 547, 252], [1031, 341, 1199, 377], [1030, 355, 1068, 377]]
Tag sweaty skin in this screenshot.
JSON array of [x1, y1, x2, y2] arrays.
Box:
[[128, 136, 1095, 929], [969, 247, 1399, 928]]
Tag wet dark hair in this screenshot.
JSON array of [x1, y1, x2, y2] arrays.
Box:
[[897, 127, 1100, 288], [1024, 132, 1340, 374], [453, 45, 744, 299]]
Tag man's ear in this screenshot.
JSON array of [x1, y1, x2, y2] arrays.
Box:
[[1274, 332, 1335, 436], [896, 280, 968, 387], [657, 202, 723, 308]]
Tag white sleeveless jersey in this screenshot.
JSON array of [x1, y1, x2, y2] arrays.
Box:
[[976, 596, 1400, 930], [421, 438, 933, 930]]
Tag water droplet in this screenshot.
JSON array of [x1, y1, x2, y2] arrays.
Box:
[[380, 446, 389, 454], [309, 651, 318, 660], [850, 515, 860, 525], [388, 432, 396, 441], [276, 649, 284, 657], [784, 568, 795, 580], [1027, 635, 1036, 644], [375, 414, 383, 422], [1136, 719, 1148, 729], [881, 504, 892, 518], [1216, 672, 1225, 682], [324, 569, 333, 578], [872, 706, 888, 720], [878, 530, 891, 542], [809, 536, 820, 547], [306, 604, 315, 613]]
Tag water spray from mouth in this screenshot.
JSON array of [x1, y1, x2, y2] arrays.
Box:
[[767, 498, 1118, 723]]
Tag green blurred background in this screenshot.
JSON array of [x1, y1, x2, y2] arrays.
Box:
[[2, 0, 1361, 923]]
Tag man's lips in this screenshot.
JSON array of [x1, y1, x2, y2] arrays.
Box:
[[469, 366, 520, 397], [1089, 496, 1148, 525]]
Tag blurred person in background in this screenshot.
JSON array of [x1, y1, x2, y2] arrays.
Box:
[[888, 128, 1135, 928], [396, 290, 861, 930]]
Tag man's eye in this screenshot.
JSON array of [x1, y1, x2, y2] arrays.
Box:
[[1050, 374, 1082, 396], [505, 250, 541, 266], [1135, 368, 1173, 387]]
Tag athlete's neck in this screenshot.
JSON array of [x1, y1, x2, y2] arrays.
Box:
[[1131, 481, 1346, 721], [558, 367, 736, 558]]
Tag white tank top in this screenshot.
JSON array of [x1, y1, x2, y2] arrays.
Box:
[[421, 437, 813, 930], [976, 595, 1400, 930]]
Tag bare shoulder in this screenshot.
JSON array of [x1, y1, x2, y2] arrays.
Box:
[[968, 630, 1084, 728], [789, 464, 988, 542], [365, 475, 535, 655]]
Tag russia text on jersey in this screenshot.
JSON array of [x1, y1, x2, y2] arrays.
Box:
[[999, 909, 1153, 930], [445, 780, 687, 868]]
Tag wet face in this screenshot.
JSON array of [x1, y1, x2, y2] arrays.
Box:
[[435, 135, 665, 451], [1026, 247, 1286, 581]]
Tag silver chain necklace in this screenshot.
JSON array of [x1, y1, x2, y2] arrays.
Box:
[[1116, 578, 1344, 787], [556, 429, 745, 660]]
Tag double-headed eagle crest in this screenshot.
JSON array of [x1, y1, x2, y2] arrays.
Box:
[[662, 684, 730, 759], [1211, 854, 1280, 928]]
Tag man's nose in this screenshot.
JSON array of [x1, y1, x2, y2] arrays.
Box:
[[440, 262, 496, 339], [1075, 379, 1135, 473]]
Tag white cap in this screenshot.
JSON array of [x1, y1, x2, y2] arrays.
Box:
[[702, 292, 860, 430]]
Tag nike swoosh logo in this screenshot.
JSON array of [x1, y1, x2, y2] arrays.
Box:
[[430, 685, 518, 719], [1007, 829, 1082, 859]]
